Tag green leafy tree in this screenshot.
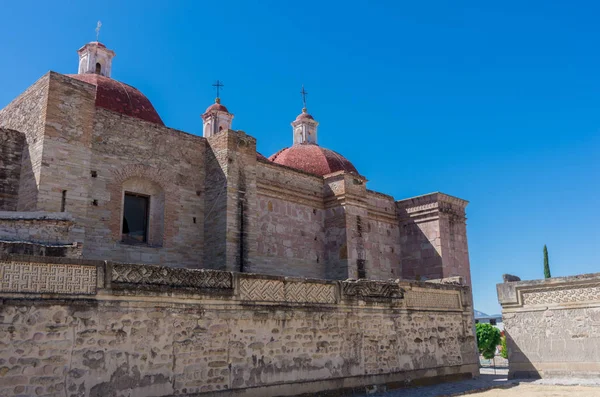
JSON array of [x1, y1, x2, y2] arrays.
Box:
[[543, 245, 551, 278], [500, 334, 508, 359], [476, 323, 501, 359]]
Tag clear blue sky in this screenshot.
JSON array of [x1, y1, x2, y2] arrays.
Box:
[[1, 1, 599, 315]]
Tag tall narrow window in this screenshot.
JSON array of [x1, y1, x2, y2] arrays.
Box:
[[122, 193, 149, 243], [95, 62, 102, 74], [357, 259, 366, 279], [61, 190, 67, 212]]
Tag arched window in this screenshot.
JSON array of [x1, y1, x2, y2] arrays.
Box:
[[95, 62, 102, 74], [219, 126, 224, 132], [121, 177, 165, 246]]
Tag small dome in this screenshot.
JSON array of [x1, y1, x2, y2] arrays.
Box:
[[295, 108, 314, 121], [204, 98, 229, 114], [67, 74, 164, 125], [269, 143, 358, 176]]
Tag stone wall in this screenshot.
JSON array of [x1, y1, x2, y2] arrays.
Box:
[[0, 129, 25, 211], [365, 191, 402, 280], [0, 256, 478, 397], [0, 212, 80, 257], [0, 74, 50, 211], [497, 272, 600, 378], [83, 106, 206, 267], [255, 162, 326, 278], [397, 193, 471, 285]]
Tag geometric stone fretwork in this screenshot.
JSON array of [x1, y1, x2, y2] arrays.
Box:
[[0, 261, 97, 295], [404, 290, 461, 310], [522, 283, 600, 306], [285, 281, 336, 303], [342, 280, 403, 299], [111, 263, 232, 289], [240, 278, 336, 303], [240, 278, 285, 302]]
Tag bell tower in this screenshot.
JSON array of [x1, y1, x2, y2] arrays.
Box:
[[292, 86, 319, 144], [77, 42, 115, 78], [202, 81, 233, 137]]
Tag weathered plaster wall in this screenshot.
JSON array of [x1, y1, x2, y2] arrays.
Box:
[[0, 212, 80, 257], [0, 74, 50, 211], [0, 129, 25, 211], [255, 162, 326, 278], [497, 273, 600, 379], [0, 212, 75, 245], [0, 257, 477, 397]]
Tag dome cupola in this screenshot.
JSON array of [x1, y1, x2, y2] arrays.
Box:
[[269, 86, 359, 176], [68, 33, 164, 125]]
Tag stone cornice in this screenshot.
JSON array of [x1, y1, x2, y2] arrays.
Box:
[[497, 272, 600, 312], [396, 192, 468, 221], [396, 192, 469, 210]]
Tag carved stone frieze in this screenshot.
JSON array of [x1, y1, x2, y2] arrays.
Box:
[[0, 261, 96, 294], [404, 289, 461, 310], [111, 263, 232, 289], [341, 280, 403, 299], [522, 283, 600, 306]]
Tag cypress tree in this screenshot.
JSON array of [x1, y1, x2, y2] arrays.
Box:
[[543, 245, 551, 278]]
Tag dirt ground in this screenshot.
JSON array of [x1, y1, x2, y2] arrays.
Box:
[[469, 384, 600, 396]]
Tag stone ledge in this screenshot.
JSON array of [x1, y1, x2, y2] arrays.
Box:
[[0, 211, 74, 221], [497, 272, 600, 308], [0, 256, 471, 309]]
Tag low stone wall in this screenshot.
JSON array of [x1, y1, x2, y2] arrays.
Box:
[[0, 210, 76, 241], [0, 256, 477, 397], [497, 272, 600, 379]]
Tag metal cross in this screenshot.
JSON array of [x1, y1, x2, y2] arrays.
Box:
[[212, 80, 224, 98], [300, 85, 308, 109], [95, 21, 102, 42]]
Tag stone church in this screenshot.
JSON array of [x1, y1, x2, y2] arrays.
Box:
[[0, 40, 472, 284]]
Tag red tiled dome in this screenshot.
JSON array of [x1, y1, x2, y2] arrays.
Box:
[[295, 111, 314, 121], [67, 74, 164, 125], [205, 102, 229, 114], [269, 143, 358, 176]]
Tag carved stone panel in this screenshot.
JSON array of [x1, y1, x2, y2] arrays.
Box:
[[405, 289, 461, 310], [111, 263, 232, 289], [285, 281, 336, 303], [342, 280, 403, 299], [0, 261, 96, 294], [239, 278, 285, 301], [522, 283, 600, 306]]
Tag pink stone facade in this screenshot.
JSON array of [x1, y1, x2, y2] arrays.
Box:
[[0, 46, 472, 283]]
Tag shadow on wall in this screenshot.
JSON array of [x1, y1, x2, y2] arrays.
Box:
[[203, 147, 228, 271], [505, 330, 538, 379], [399, 218, 444, 281], [16, 140, 37, 211]]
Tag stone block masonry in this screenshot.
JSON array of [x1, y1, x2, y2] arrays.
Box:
[[497, 272, 600, 379], [0, 255, 478, 397], [0, 129, 25, 211]]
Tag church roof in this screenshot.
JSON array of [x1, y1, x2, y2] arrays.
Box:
[[66, 74, 164, 125], [269, 143, 358, 177]]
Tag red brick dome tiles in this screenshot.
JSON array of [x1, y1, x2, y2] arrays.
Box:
[[67, 74, 164, 125], [204, 102, 229, 114], [295, 111, 314, 121], [269, 143, 358, 176]]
